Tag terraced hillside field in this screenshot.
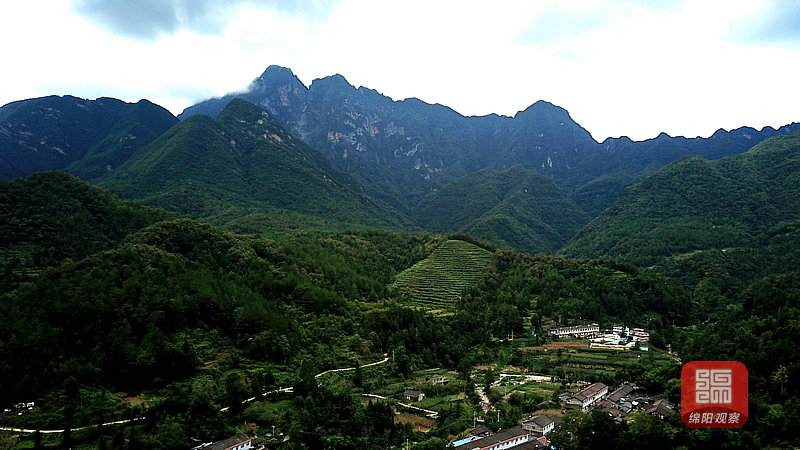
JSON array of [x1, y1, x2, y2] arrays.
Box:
[[393, 239, 493, 311], [519, 340, 677, 381]]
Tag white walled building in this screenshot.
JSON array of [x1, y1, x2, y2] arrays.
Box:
[[548, 324, 599, 338]]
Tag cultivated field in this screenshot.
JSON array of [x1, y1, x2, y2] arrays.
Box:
[[393, 239, 493, 310]]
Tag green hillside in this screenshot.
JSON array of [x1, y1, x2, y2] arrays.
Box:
[[565, 131, 800, 261], [98, 98, 414, 231], [0, 96, 177, 180], [3, 175, 799, 447], [676, 262, 800, 447], [1, 219, 442, 398], [416, 165, 589, 254], [562, 131, 800, 309], [181, 65, 800, 221], [0, 171, 172, 293], [393, 239, 494, 311]]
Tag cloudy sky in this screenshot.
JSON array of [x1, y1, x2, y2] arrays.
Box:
[[1, 0, 798, 141]]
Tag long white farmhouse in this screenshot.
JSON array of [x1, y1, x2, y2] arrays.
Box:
[[548, 324, 599, 338], [564, 382, 609, 411]]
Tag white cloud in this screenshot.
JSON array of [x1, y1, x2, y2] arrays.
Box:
[[1, 0, 798, 141]]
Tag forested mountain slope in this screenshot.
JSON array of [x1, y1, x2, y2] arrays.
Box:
[[0, 95, 178, 180], [0, 171, 173, 294], [3, 171, 800, 447], [417, 165, 589, 253], [181, 65, 800, 219], [98, 98, 414, 231], [562, 131, 800, 309]]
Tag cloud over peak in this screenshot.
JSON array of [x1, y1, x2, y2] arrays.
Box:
[[71, 0, 242, 39], [71, 0, 338, 40]]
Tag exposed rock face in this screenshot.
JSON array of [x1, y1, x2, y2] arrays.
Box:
[[180, 65, 800, 215], [0, 95, 177, 180], [179, 66, 599, 212], [98, 98, 414, 230]]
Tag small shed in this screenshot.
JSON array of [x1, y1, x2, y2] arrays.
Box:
[[403, 389, 425, 402]]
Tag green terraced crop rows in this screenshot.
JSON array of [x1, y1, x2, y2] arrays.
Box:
[[393, 239, 493, 310]]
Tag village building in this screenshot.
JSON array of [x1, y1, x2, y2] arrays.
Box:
[[196, 434, 253, 450], [522, 415, 560, 436], [451, 435, 484, 448], [609, 325, 649, 342], [631, 328, 650, 342], [589, 341, 635, 350], [453, 419, 559, 449], [645, 399, 676, 419], [548, 324, 599, 338], [600, 399, 622, 418], [453, 426, 531, 450], [502, 436, 550, 450], [530, 436, 550, 448], [429, 376, 449, 385], [403, 389, 425, 402], [468, 425, 493, 437], [607, 384, 635, 403], [564, 382, 609, 411]]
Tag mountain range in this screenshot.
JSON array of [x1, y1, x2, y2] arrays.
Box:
[[2, 64, 799, 254], [563, 131, 800, 307], [95, 98, 413, 232], [564, 132, 800, 263], [180, 65, 800, 218], [2, 65, 800, 448], [0, 95, 177, 180]]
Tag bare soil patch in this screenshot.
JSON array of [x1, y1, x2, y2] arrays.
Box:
[[113, 392, 147, 407], [394, 411, 436, 432]]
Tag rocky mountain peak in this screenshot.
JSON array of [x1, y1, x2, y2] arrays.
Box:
[[250, 65, 307, 93], [309, 74, 356, 97]]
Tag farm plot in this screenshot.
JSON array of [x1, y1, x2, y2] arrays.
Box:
[[520, 340, 677, 382], [393, 240, 493, 310]]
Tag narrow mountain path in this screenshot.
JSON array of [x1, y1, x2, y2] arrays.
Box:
[[361, 394, 438, 418], [1, 354, 391, 434], [221, 353, 390, 412], [0, 418, 144, 434], [315, 354, 390, 379]]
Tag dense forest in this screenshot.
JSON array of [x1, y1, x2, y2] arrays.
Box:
[[563, 132, 800, 316], [96, 99, 414, 232], [1, 171, 797, 449], [0, 172, 173, 294], [415, 165, 589, 254], [0, 114, 798, 448], [0, 173, 678, 448]]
